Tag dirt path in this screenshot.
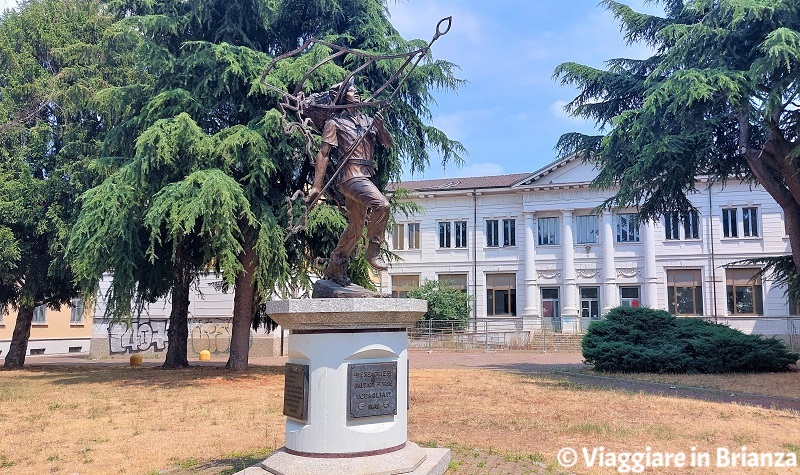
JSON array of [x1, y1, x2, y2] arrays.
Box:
[[21, 350, 800, 411]]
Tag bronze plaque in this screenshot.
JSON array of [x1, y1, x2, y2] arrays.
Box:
[[348, 362, 397, 419], [283, 363, 309, 421]]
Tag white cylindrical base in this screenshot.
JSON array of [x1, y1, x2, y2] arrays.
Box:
[[285, 329, 408, 455]]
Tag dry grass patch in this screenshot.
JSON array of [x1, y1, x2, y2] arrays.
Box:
[[1, 365, 799, 475], [586, 367, 800, 399], [0, 365, 286, 475], [408, 369, 800, 474]]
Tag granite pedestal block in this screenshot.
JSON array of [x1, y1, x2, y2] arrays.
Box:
[[234, 298, 448, 475]]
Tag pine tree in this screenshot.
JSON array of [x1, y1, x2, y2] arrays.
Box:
[[0, 0, 138, 367], [555, 0, 800, 283], [69, 0, 464, 369]]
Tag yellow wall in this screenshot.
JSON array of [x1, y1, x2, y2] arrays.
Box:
[[0, 303, 93, 356]]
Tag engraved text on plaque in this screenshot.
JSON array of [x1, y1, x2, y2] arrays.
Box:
[[283, 363, 309, 421], [348, 361, 397, 418]]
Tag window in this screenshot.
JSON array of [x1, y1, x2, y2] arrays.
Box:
[[667, 270, 704, 315], [576, 215, 598, 244], [391, 224, 405, 250], [438, 222, 451, 248], [620, 287, 641, 307], [438, 273, 467, 293], [32, 304, 46, 324], [70, 298, 85, 324], [664, 210, 700, 240], [537, 217, 559, 245], [664, 212, 680, 240], [486, 273, 516, 316], [684, 210, 700, 239], [454, 221, 468, 248], [486, 219, 499, 247], [616, 213, 639, 242], [743, 207, 759, 237], [722, 208, 738, 237], [580, 287, 600, 320], [407, 223, 420, 249], [726, 268, 763, 316], [391, 275, 419, 298], [503, 219, 516, 246]]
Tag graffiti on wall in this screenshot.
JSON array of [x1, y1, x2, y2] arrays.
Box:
[[109, 319, 168, 354], [108, 317, 251, 354]]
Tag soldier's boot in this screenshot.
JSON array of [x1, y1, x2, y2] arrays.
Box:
[[365, 239, 388, 271], [324, 255, 351, 287]]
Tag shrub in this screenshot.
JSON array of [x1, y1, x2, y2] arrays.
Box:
[[582, 306, 800, 373], [405, 279, 471, 329]]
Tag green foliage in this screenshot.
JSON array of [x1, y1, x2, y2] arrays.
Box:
[[0, 0, 138, 316], [554, 0, 800, 225], [145, 169, 255, 285], [64, 0, 463, 349], [583, 306, 800, 373], [405, 279, 471, 328]]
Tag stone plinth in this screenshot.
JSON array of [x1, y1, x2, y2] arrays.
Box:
[[235, 298, 448, 475], [247, 443, 450, 475], [262, 298, 427, 330]]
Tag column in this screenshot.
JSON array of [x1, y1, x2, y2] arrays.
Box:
[[643, 220, 658, 307], [523, 212, 538, 317], [602, 211, 617, 313], [561, 210, 578, 319]]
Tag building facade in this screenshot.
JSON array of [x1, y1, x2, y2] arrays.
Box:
[[1, 274, 283, 358], [383, 156, 799, 341], [0, 299, 93, 357], [89, 274, 282, 359]]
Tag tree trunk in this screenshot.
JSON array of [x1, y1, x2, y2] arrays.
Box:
[[227, 242, 257, 371], [163, 258, 192, 369], [782, 200, 800, 272], [3, 305, 34, 369]]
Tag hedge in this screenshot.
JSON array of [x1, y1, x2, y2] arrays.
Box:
[[582, 306, 800, 373]]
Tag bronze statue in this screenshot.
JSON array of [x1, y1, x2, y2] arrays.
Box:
[[306, 79, 393, 287], [258, 17, 452, 293]]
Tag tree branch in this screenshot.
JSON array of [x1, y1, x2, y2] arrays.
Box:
[[743, 148, 793, 207]]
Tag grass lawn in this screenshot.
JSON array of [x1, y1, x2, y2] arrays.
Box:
[[0, 364, 799, 474]]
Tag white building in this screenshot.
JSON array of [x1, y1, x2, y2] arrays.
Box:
[[383, 156, 800, 342], [89, 274, 282, 358]]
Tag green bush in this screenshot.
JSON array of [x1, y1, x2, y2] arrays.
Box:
[[582, 306, 800, 373], [405, 279, 471, 329]]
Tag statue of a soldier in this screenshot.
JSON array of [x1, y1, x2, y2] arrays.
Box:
[[306, 78, 393, 287]]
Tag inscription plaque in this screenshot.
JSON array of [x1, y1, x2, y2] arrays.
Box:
[[283, 363, 309, 421], [348, 362, 397, 419]]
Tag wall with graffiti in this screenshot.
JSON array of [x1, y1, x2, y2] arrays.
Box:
[[107, 319, 168, 354], [189, 318, 254, 355], [103, 317, 251, 355], [91, 274, 265, 357]]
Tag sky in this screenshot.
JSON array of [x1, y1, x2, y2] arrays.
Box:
[[386, 0, 663, 181], [0, 0, 664, 181]]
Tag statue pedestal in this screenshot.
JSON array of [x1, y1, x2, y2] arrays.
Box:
[[237, 298, 449, 475]]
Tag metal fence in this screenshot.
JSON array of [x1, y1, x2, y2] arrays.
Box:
[[408, 316, 800, 353], [408, 317, 585, 352], [698, 316, 800, 352]]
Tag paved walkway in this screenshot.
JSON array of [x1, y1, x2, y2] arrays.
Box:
[[16, 349, 800, 412]]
